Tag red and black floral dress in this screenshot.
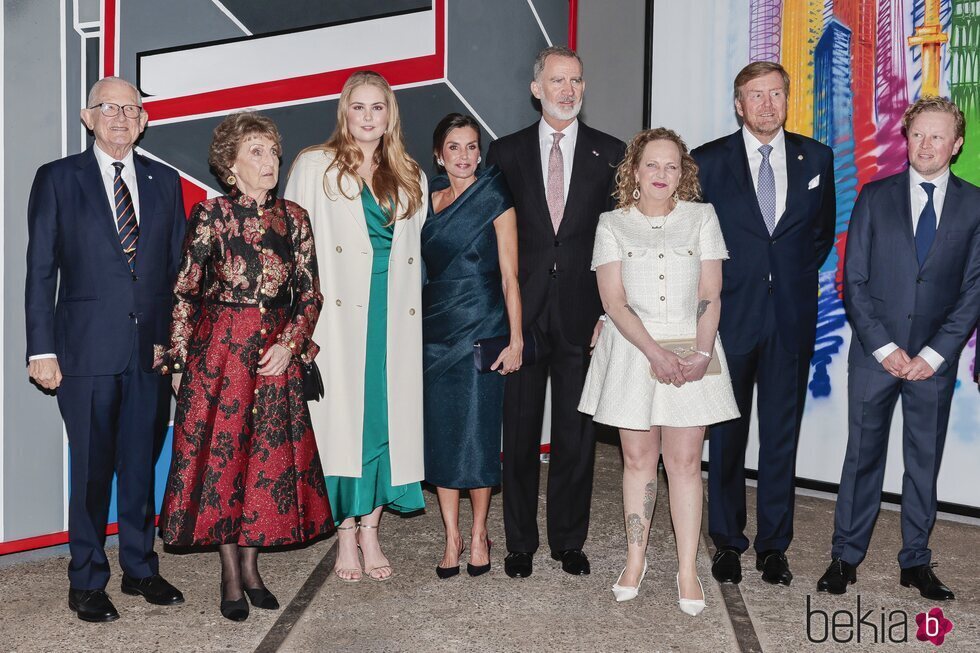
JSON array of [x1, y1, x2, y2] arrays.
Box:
[[155, 189, 333, 546]]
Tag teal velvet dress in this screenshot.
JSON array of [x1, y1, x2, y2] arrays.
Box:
[[324, 187, 424, 523], [421, 166, 514, 488]]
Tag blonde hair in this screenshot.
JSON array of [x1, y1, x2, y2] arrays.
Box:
[[304, 71, 422, 223], [614, 128, 701, 209], [902, 96, 966, 141]]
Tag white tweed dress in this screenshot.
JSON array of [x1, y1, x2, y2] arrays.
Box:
[[578, 202, 740, 430]]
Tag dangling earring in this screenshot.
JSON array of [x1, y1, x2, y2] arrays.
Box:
[[632, 187, 641, 201], [672, 190, 680, 204], [226, 174, 237, 186], [437, 158, 445, 167]]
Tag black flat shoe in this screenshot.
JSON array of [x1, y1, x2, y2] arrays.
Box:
[[551, 549, 590, 575], [68, 589, 119, 623], [220, 584, 249, 622], [243, 586, 279, 610], [504, 552, 533, 578], [467, 539, 492, 577], [120, 573, 184, 606], [817, 558, 857, 594], [900, 564, 955, 601], [711, 547, 742, 584], [756, 550, 793, 586]]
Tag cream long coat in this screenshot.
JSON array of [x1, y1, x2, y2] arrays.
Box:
[[284, 148, 427, 486]]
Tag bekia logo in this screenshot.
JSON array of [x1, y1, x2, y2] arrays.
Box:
[[806, 595, 955, 646], [916, 608, 954, 646]]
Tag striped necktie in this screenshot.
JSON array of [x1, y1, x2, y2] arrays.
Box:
[[112, 162, 139, 270]]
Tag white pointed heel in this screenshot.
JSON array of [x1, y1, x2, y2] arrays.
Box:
[[612, 560, 648, 602], [676, 573, 706, 616]]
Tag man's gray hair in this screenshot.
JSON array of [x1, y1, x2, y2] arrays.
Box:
[[86, 76, 142, 108], [532, 46, 583, 81]]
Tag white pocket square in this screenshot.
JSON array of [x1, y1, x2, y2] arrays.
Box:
[[808, 175, 820, 189]]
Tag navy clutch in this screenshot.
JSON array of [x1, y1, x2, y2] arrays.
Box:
[[473, 329, 538, 373]]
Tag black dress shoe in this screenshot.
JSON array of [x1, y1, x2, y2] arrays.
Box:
[[467, 539, 492, 577], [756, 550, 793, 586], [817, 559, 857, 595], [900, 564, 955, 601], [504, 552, 533, 578], [120, 573, 184, 605], [551, 549, 590, 575], [243, 586, 279, 610], [220, 584, 249, 622], [711, 547, 742, 584], [68, 589, 119, 623]]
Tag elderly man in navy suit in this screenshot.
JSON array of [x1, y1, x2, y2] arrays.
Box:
[[26, 77, 186, 622], [817, 96, 980, 600], [692, 62, 836, 586]]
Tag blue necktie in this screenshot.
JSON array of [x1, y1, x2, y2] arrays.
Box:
[[112, 162, 139, 271], [757, 144, 776, 234], [916, 182, 937, 268]]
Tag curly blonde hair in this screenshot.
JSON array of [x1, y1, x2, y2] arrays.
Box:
[[614, 128, 701, 209], [902, 95, 966, 141], [302, 71, 422, 223]]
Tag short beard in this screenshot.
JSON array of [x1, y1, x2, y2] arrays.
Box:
[[541, 97, 582, 123]]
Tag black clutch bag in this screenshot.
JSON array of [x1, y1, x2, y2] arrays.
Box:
[[301, 360, 324, 402], [473, 330, 538, 373]]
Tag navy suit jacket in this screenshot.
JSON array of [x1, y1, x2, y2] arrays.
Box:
[[692, 130, 836, 355], [844, 170, 980, 374], [25, 147, 186, 375]]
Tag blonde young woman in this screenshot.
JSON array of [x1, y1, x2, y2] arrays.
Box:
[[578, 128, 738, 614], [284, 71, 427, 582]]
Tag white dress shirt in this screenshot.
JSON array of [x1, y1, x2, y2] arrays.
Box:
[[538, 118, 578, 203], [870, 167, 950, 372], [29, 145, 140, 363], [742, 126, 787, 225]]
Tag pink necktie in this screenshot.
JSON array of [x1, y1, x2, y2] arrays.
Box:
[[547, 132, 565, 233]]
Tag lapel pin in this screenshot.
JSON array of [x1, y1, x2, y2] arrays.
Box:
[[148, 175, 153, 179], [592, 150, 599, 157], [797, 155, 804, 161]]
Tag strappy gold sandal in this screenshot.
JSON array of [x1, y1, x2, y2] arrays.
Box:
[[357, 523, 393, 581], [333, 524, 362, 582]]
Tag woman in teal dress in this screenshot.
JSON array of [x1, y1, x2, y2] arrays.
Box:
[[284, 71, 428, 582], [422, 114, 523, 578]]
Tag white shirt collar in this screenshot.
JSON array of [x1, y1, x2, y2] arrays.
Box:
[[741, 126, 785, 154], [909, 166, 950, 194], [93, 143, 136, 174], [539, 117, 579, 144]]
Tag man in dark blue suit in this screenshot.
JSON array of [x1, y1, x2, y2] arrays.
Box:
[[817, 96, 980, 600], [692, 62, 836, 586], [26, 77, 186, 622]]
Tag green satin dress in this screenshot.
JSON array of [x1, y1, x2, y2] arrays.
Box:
[[324, 187, 425, 524]]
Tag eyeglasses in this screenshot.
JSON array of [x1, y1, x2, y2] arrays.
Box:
[[88, 102, 143, 119]]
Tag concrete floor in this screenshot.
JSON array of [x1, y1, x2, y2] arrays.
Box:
[[0, 441, 977, 653]]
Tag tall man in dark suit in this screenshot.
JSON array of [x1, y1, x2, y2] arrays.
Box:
[[487, 46, 625, 578], [817, 96, 980, 600], [691, 62, 836, 586], [26, 77, 186, 622]]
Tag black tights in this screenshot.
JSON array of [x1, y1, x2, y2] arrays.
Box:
[[218, 544, 265, 600]]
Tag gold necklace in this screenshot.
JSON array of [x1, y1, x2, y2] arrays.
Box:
[[639, 199, 677, 229]]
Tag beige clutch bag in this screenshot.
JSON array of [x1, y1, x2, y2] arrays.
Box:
[[656, 338, 721, 376]]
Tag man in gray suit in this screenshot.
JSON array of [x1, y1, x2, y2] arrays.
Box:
[[817, 96, 980, 600]]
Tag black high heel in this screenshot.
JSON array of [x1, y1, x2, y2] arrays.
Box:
[[467, 539, 492, 577], [243, 586, 279, 610], [436, 542, 465, 579], [220, 584, 249, 622]]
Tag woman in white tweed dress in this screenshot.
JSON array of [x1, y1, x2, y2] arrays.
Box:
[[579, 128, 738, 614]]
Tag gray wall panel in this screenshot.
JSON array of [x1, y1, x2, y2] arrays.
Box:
[[3, 0, 70, 540]]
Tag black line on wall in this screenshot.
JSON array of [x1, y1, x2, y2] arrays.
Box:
[[642, 0, 655, 129]]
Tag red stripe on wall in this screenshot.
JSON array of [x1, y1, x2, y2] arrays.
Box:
[[568, 0, 578, 50], [179, 175, 209, 217], [103, 0, 117, 77], [0, 518, 159, 556], [144, 0, 446, 122]]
